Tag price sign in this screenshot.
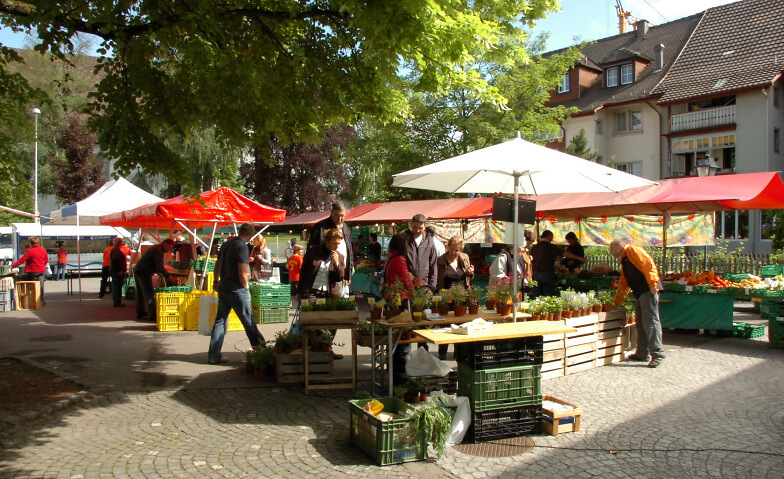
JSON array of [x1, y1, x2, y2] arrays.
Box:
[[368, 298, 375, 307], [433, 295, 442, 304], [316, 298, 326, 305]]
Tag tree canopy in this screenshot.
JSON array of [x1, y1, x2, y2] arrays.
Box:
[[0, 0, 561, 187]]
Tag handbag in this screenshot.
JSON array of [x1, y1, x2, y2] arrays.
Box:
[[45, 264, 52, 276]]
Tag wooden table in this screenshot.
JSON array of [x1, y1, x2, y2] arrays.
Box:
[[415, 321, 577, 344], [300, 312, 358, 395], [371, 311, 532, 396]]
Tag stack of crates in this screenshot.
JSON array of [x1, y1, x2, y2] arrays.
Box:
[[0, 276, 13, 312], [456, 337, 543, 442], [182, 290, 211, 331], [250, 282, 291, 324], [770, 316, 784, 349], [155, 290, 188, 331], [190, 258, 216, 273]]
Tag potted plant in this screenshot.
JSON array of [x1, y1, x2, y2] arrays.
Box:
[[547, 296, 565, 321], [273, 330, 294, 354], [247, 347, 275, 380], [417, 376, 431, 401], [403, 375, 420, 403], [597, 290, 615, 312], [467, 287, 483, 314], [383, 278, 405, 319], [490, 277, 514, 316], [448, 284, 469, 316], [356, 321, 387, 347], [410, 286, 432, 319], [393, 385, 407, 400], [529, 298, 546, 321], [436, 289, 452, 316], [368, 300, 384, 320]]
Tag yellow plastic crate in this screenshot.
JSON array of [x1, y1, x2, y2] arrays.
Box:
[[156, 292, 186, 316], [183, 305, 200, 331], [157, 312, 182, 332], [195, 272, 214, 293]]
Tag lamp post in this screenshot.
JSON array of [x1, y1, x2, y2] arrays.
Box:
[[696, 156, 719, 177], [32, 107, 41, 223]]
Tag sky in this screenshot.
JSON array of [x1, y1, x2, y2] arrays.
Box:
[[534, 0, 739, 51], [0, 0, 742, 53]]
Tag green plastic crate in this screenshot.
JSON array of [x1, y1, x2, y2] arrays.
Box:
[[769, 316, 784, 349], [664, 282, 687, 292], [760, 264, 784, 278], [349, 397, 426, 466], [0, 265, 11, 275], [457, 363, 542, 411], [733, 322, 766, 339], [190, 259, 216, 272], [722, 273, 750, 283], [254, 306, 289, 324]]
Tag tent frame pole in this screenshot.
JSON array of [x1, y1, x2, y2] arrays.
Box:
[[512, 173, 520, 322]]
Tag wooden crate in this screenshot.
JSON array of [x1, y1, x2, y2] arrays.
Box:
[[275, 351, 333, 385], [299, 310, 358, 325], [542, 395, 583, 435], [541, 368, 565, 380], [15, 281, 41, 311]]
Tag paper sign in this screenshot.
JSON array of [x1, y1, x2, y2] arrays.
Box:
[[745, 287, 750, 295], [433, 295, 442, 304], [377, 299, 386, 307], [349, 295, 356, 302], [368, 298, 375, 307], [685, 286, 693, 292], [707, 289, 717, 294], [316, 298, 326, 305]]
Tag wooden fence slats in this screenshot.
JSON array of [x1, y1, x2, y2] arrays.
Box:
[[584, 252, 773, 275]]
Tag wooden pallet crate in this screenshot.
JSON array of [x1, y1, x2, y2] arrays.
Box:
[[275, 351, 334, 385], [15, 281, 41, 311]]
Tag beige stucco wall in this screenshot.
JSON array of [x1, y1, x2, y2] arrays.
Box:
[[735, 90, 771, 173]]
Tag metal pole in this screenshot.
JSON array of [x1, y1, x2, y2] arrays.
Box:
[[512, 173, 519, 322], [32, 108, 41, 223]]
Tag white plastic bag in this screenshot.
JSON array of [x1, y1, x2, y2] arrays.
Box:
[[198, 292, 219, 336], [405, 347, 452, 377], [430, 390, 471, 445]]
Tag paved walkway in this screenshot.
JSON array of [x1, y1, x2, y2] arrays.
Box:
[[1, 279, 783, 478]]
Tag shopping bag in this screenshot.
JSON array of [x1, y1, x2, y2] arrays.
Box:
[[289, 306, 301, 335]]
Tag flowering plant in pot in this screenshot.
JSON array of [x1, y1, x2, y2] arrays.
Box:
[[545, 296, 565, 321], [597, 290, 615, 312], [410, 286, 432, 319], [382, 278, 406, 318], [368, 300, 384, 319], [436, 289, 453, 316], [247, 347, 275, 380], [448, 284, 469, 316], [488, 277, 514, 315], [467, 287, 483, 314], [529, 298, 546, 321], [273, 330, 295, 354]]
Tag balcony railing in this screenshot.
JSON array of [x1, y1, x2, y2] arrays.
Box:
[[670, 105, 736, 132]]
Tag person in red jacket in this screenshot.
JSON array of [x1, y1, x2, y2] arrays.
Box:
[[56, 243, 68, 281], [384, 233, 414, 301], [12, 236, 49, 305]]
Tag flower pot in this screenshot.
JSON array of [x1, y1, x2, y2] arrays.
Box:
[[321, 344, 331, 352], [274, 346, 284, 354], [468, 304, 480, 315], [413, 311, 423, 321], [253, 368, 267, 381], [246, 361, 254, 375], [495, 302, 512, 316], [419, 393, 428, 402], [438, 305, 450, 316], [626, 316, 635, 325], [552, 311, 562, 321], [592, 305, 602, 313], [369, 308, 383, 320], [602, 304, 612, 312], [485, 299, 497, 310], [453, 305, 467, 317], [546, 313, 554, 321], [562, 310, 573, 319], [311, 343, 321, 352], [384, 308, 400, 319], [532, 314, 543, 321]]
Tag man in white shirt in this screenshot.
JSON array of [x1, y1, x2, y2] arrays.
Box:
[[426, 225, 446, 257]]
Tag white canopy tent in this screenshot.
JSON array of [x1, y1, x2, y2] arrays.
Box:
[[42, 178, 164, 299], [393, 134, 656, 320]]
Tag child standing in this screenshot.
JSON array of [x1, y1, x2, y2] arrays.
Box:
[[286, 244, 304, 307]]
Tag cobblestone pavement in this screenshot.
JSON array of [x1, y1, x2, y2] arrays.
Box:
[[1, 280, 783, 478]]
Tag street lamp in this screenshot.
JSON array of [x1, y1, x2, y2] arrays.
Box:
[[32, 107, 41, 223], [696, 155, 719, 177]]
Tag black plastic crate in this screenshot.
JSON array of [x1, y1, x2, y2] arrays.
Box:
[[467, 404, 542, 442], [414, 370, 457, 395], [455, 337, 543, 369]]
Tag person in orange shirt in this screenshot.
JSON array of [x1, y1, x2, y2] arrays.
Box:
[[99, 241, 113, 298], [286, 244, 304, 303], [611, 239, 666, 368], [56, 243, 68, 281]]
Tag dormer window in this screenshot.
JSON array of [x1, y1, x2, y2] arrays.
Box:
[[557, 72, 570, 93], [621, 64, 634, 84], [605, 63, 634, 87]]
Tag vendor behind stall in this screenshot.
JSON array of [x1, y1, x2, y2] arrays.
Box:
[[133, 239, 176, 321], [530, 230, 562, 297], [562, 232, 586, 272], [436, 235, 474, 359]]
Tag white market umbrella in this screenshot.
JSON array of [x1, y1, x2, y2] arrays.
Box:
[[392, 133, 656, 320]]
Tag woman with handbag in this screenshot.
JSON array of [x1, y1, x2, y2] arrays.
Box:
[[249, 235, 273, 281]]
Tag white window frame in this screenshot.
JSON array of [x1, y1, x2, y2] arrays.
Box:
[[615, 111, 627, 132], [620, 64, 634, 85], [557, 72, 570, 94], [606, 67, 619, 87], [630, 110, 642, 131], [615, 162, 642, 176]]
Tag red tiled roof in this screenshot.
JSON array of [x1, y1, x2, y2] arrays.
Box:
[[654, 0, 784, 104]]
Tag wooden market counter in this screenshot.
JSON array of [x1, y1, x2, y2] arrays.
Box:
[[414, 321, 576, 344]]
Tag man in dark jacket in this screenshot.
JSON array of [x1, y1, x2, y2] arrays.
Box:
[[133, 239, 176, 321], [307, 201, 353, 289], [109, 237, 129, 308], [530, 230, 562, 297], [403, 214, 438, 292]]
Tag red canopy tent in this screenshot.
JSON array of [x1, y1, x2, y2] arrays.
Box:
[[100, 187, 286, 229], [531, 172, 784, 219], [346, 197, 493, 225]]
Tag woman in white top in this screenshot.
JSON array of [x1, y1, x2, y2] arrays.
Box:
[[250, 235, 273, 281]]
